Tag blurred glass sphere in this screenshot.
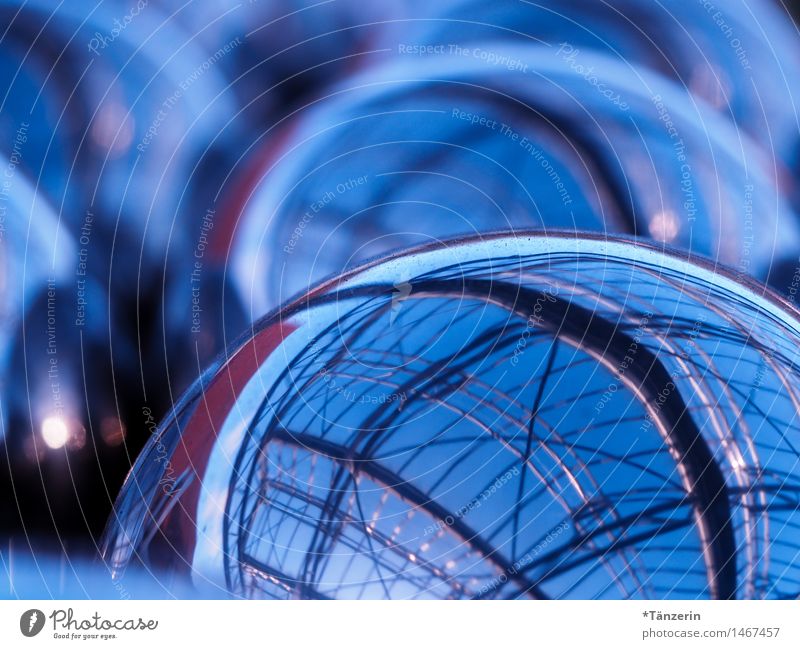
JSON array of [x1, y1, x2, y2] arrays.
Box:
[[394, 0, 800, 171], [0, 157, 132, 538], [0, 0, 243, 479], [0, 153, 74, 442], [104, 233, 800, 599], [0, 0, 236, 271], [214, 44, 797, 318]]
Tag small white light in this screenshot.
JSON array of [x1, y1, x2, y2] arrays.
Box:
[[41, 416, 69, 449], [648, 210, 680, 243]]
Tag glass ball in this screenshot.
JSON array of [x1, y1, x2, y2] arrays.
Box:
[[219, 44, 797, 318], [104, 233, 800, 599]]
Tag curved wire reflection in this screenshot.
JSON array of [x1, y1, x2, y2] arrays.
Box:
[[103, 233, 800, 599]]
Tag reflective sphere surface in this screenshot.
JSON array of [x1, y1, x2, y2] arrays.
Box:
[[104, 233, 800, 599]]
